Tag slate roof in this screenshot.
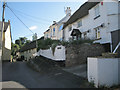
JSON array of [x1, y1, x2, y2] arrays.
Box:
[[19, 41, 36, 52], [63, 2, 100, 29], [0, 21, 9, 32], [19, 38, 42, 52]]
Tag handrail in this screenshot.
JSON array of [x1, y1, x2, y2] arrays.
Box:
[[113, 42, 120, 53]]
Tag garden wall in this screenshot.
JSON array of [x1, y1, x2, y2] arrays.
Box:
[[88, 57, 120, 87], [37, 45, 66, 61], [65, 43, 105, 67]]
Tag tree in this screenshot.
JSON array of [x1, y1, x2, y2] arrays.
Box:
[[20, 37, 27, 44], [12, 37, 31, 57], [15, 37, 30, 48], [11, 42, 20, 56], [32, 33, 37, 41]]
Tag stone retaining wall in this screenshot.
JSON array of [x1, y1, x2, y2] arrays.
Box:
[[65, 43, 105, 67]]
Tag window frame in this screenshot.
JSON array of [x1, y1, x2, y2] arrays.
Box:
[[77, 20, 82, 28], [94, 5, 100, 19], [53, 28, 55, 36], [95, 27, 101, 39], [59, 24, 63, 31]]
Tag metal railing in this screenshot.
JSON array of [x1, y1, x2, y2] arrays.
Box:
[[113, 42, 120, 53]]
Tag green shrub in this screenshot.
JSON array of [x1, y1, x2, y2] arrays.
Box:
[[51, 43, 58, 56], [70, 39, 93, 45], [37, 38, 94, 51], [37, 38, 60, 51]]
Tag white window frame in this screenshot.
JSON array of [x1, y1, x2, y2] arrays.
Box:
[[77, 20, 82, 28], [94, 5, 100, 18], [95, 27, 101, 39]]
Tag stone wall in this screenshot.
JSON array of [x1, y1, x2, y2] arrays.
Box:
[[65, 43, 105, 67]]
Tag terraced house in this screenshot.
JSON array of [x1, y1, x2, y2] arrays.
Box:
[[44, 7, 71, 41], [0, 20, 12, 61], [19, 40, 37, 61], [63, 0, 120, 53]]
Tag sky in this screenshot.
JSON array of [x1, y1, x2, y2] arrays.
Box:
[[0, 1, 86, 43]]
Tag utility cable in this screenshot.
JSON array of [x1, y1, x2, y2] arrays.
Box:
[[6, 4, 34, 34]]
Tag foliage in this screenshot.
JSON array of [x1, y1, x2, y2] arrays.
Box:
[[15, 37, 29, 48], [60, 41, 69, 46], [69, 39, 93, 45], [37, 38, 60, 50], [11, 42, 20, 56], [37, 38, 94, 52], [51, 43, 58, 56], [32, 33, 37, 41], [12, 37, 31, 57]]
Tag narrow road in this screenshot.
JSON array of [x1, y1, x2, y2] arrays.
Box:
[[2, 62, 91, 88]]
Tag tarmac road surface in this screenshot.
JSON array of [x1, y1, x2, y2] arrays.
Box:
[[2, 62, 92, 89]]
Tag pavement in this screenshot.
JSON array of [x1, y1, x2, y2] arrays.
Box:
[[63, 64, 87, 78], [2, 62, 93, 89]]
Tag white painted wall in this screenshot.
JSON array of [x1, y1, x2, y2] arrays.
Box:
[[88, 57, 120, 87], [44, 9, 71, 40], [5, 25, 11, 50], [64, 1, 119, 44], [36, 45, 66, 61]]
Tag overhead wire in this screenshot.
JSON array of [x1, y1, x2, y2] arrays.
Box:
[[7, 4, 53, 23], [6, 4, 34, 34]]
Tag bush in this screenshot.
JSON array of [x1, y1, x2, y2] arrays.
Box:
[[37, 38, 60, 51], [70, 39, 93, 45], [37, 38, 94, 51]]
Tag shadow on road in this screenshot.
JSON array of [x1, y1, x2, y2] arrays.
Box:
[[2, 61, 94, 88]]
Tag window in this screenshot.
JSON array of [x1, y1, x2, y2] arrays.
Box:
[[53, 28, 55, 36], [69, 26, 72, 31], [50, 29, 52, 37], [94, 5, 100, 18], [78, 20, 82, 27], [95, 27, 101, 39], [59, 24, 63, 31]]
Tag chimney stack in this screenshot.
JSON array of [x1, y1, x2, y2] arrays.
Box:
[[53, 21, 56, 24], [8, 20, 10, 25], [65, 7, 71, 16]]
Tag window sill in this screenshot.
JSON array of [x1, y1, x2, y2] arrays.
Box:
[[95, 38, 101, 40], [94, 15, 100, 20], [77, 26, 82, 28]]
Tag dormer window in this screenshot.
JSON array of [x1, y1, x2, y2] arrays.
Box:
[[59, 24, 63, 31], [78, 20, 82, 27]]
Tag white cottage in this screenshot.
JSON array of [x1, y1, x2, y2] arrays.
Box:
[[0, 20, 12, 61], [44, 7, 71, 41], [63, 0, 120, 52]]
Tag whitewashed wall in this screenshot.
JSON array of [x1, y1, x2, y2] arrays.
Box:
[[88, 57, 120, 88], [5, 25, 11, 50], [64, 1, 119, 44], [37, 45, 66, 61]]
